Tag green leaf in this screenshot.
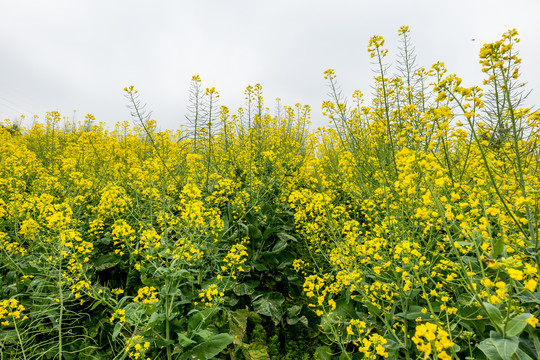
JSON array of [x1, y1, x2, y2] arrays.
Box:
[[384, 338, 405, 351], [262, 226, 279, 240], [506, 313, 531, 337], [276, 252, 294, 269], [188, 311, 203, 332], [253, 263, 269, 271], [483, 302, 504, 329], [194, 329, 213, 341], [276, 232, 297, 242], [93, 254, 120, 271], [181, 333, 233, 360], [148, 311, 166, 327], [396, 305, 432, 320], [479, 332, 519, 360], [270, 239, 287, 253], [478, 338, 504, 360], [286, 317, 299, 325], [364, 301, 381, 317], [515, 348, 534, 360], [229, 309, 249, 345], [321, 298, 355, 333], [112, 322, 122, 340], [252, 292, 285, 324], [248, 224, 262, 240], [89, 300, 103, 311], [176, 333, 196, 347], [244, 341, 270, 360], [314, 346, 332, 360], [533, 333, 540, 360], [223, 213, 229, 232], [188, 308, 212, 332], [233, 280, 258, 296], [287, 305, 302, 318], [0, 330, 19, 344], [492, 236, 505, 258], [493, 336, 519, 359]]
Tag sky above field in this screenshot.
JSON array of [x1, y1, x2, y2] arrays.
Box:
[[1, 0, 539, 130]]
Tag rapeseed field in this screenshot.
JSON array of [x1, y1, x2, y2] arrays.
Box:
[[1, 27, 538, 360]]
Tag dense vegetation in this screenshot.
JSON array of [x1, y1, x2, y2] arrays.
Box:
[[1, 27, 539, 359]]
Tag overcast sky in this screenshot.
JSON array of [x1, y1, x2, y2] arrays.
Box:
[[1, 0, 539, 130]]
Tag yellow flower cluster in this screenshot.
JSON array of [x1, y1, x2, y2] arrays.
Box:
[[0, 231, 27, 256], [125, 335, 151, 360], [197, 284, 224, 308], [479, 29, 520, 74], [346, 319, 389, 358], [110, 308, 126, 323], [0, 298, 28, 326], [412, 322, 454, 360], [133, 286, 159, 304], [221, 240, 249, 278]]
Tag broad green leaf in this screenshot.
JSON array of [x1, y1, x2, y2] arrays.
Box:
[[492, 336, 519, 359], [233, 281, 258, 296], [287, 317, 299, 325], [252, 292, 284, 324], [262, 226, 279, 240], [314, 346, 332, 360], [287, 305, 302, 318], [384, 338, 405, 351], [176, 333, 196, 347], [93, 254, 120, 271], [229, 309, 249, 345], [248, 224, 262, 240], [533, 334, 540, 360], [276, 232, 297, 242], [478, 338, 504, 360], [148, 311, 166, 327], [483, 302, 504, 328], [184, 333, 233, 360], [515, 348, 534, 360], [479, 332, 519, 360], [270, 239, 287, 253], [159, 287, 183, 297], [276, 251, 295, 269], [245, 341, 270, 360], [194, 329, 212, 341], [188, 311, 203, 332], [122, 302, 142, 324], [253, 263, 269, 271], [506, 313, 531, 337], [187, 308, 214, 333]]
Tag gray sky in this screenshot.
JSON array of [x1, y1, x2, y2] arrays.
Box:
[[1, 0, 538, 130]]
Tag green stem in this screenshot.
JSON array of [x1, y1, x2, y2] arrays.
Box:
[[13, 317, 27, 360]]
